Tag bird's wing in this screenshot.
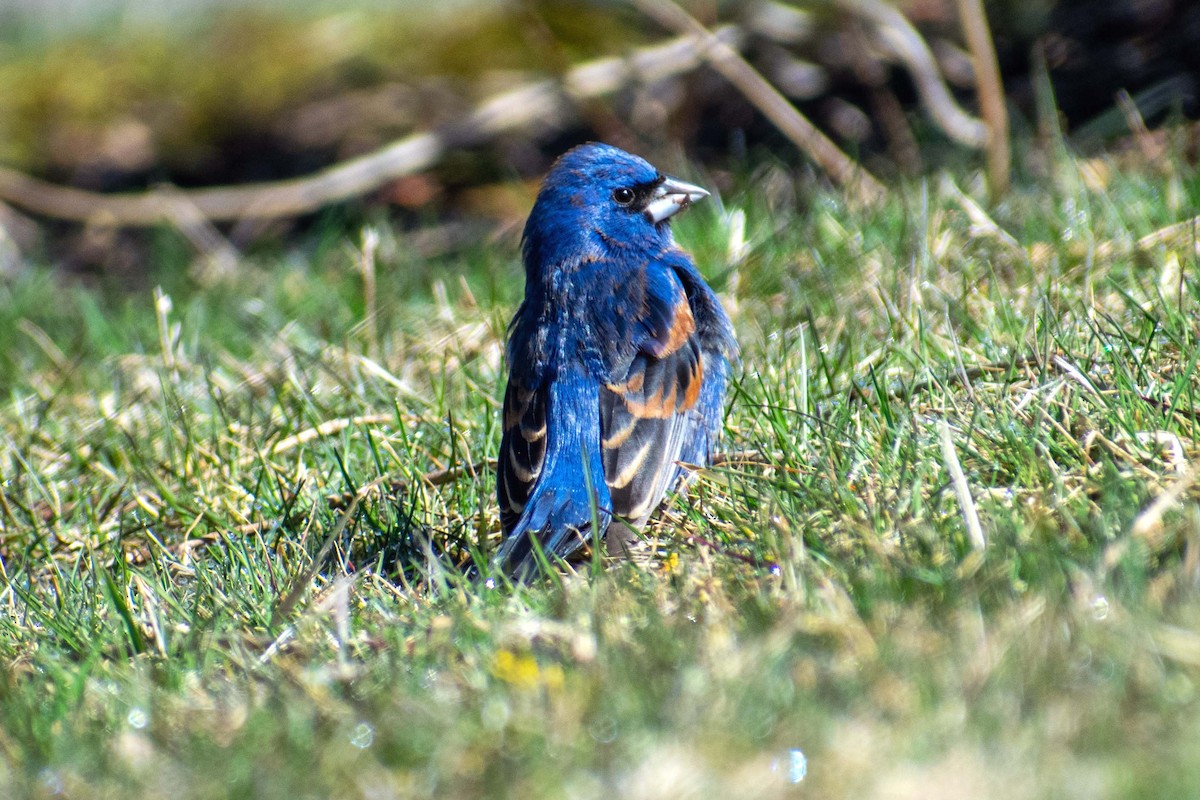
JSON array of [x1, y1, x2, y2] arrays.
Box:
[[497, 377, 547, 534], [600, 284, 708, 524]]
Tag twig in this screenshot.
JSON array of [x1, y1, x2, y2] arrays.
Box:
[[269, 414, 394, 458], [1104, 459, 1200, 570], [421, 459, 496, 487], [1132, 460, 1200, 541], [1138, 390, 1200, 425], [162, 190, 240, 281], [0, 27, 744, 225], [1132, 217, 1200, 255], [953, 0, 1010, 198], [1095, 215, 1200, 261], [1051, 354, 1106, 403], [755, 0, 985, 153], [322, 458, 496, 511], [941, 174, 1022, 254], [837, 0, 987, 148], [635, 0, 887, 207], [710, 449, 774, 469]]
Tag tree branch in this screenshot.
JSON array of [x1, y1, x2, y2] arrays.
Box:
[[0, 27, 744, 225], [636, 0, 888, 207]]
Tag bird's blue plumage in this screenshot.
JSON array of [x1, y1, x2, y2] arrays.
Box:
[[496, 143, 736, 577]]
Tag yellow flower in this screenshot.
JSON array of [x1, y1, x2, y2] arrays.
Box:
[[491, 649, 541, 690]]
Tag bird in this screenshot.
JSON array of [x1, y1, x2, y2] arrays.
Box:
[[495, 142, 737, 578]]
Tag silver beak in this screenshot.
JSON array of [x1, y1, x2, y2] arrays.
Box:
[[644, 176, 709, 224]]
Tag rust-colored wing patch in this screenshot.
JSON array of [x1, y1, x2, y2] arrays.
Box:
[[601, 334, 705, 522]]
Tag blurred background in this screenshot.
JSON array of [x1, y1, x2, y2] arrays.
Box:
[[0, 0, 1197, 278]]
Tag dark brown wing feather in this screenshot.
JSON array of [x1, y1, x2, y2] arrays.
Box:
[[600, 296, 706, 524], [497, 380, 547, 533]]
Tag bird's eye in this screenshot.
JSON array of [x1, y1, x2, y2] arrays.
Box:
[[612, 187, 635, 207]]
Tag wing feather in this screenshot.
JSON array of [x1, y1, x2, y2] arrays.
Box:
[[498, 380, 547, 534], [600, 293, 708, 524]]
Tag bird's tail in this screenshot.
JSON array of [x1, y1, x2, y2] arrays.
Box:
[[497, 373, 610, 579]]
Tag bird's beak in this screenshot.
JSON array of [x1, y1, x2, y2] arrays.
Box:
[[644, 176, 710, 224]]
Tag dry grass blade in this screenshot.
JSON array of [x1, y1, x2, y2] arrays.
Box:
[[939, 419, 986, 552]]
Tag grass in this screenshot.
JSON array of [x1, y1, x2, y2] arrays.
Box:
[[1, 137, 1199, 799]]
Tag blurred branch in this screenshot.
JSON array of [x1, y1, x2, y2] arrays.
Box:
[[834, 0, 987, 148], [1094, 214, 1200, 261], [0, 201, 32, 276], [954, 0, 1010, 198], [0, 26, 745, 226], [0, 1, 1002, 224], [636, 0, 887, 207]]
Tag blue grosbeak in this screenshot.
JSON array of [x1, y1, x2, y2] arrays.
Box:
[[496, 143, 736, 577]]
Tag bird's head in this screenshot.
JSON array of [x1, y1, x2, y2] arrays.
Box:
[[521, 143, 709, 271]]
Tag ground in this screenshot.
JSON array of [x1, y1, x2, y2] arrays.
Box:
[[1, 139, 1199, 798]]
